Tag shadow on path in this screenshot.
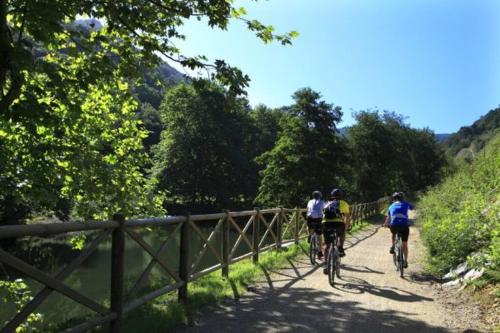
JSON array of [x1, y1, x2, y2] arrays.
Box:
[[341, 264, 384, 275], [336, 276, 434, 303], [176, 286, 446, 333]]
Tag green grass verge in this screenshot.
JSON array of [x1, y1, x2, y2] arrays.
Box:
[[118, 241, 309, 333]]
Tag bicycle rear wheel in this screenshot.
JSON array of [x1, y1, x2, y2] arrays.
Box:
[[393, 250, 398, 271], [335, 253, 341, 278], [398, 241, 404, 277], [328, 247, 337, 286], [309, 234, 317, 265]]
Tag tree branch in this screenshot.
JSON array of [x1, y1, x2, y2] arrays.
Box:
[[17, 0, 28, 46], [0, 72, 22, 112]]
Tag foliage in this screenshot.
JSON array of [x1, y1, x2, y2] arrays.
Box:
[[256, 88, 348, 207], [346, 111, 445, 201], [1, 0, 297, 223], [1, 0, 298, 112], [136, 102, 163, 152], [248, 104, 284, 157], [0, 279, 43, 332], [419, 134, 500, 274], [152, 82, 257, 214], [0, 58, 165, 220], [442, 107, 500, 161]]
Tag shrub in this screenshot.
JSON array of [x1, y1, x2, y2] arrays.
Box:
[[419, 134, 500, 275]]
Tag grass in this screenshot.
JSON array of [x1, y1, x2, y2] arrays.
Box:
[[118, 241, 308, 333]]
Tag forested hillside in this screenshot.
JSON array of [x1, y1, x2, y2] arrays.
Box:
[[419, 133, 499, 281], [442, 108, 500, 161]]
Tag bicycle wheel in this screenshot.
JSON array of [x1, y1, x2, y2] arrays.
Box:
[[398, 238, 404, 277], [309, 234, 317, 265], [393, 249, 399, 271], [328, 247, 336, 286], [335, 251, 342, 278]]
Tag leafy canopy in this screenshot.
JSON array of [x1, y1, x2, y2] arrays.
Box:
[[1, 0, 299, 110], [256, 88, 347, 207], [346, 110, 445, 200], [152, 81, 257, 214]]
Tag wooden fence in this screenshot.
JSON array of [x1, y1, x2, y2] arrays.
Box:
[[0, 198, 388, 333]]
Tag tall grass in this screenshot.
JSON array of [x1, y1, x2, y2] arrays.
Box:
[[418, 134, 500, 276]]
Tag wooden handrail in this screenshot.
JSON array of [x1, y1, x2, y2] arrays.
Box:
[[0, 198, 389, 333]]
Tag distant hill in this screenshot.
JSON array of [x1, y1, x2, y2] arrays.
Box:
[[71, 18, 184, 90], [339, 127, 451, 143], [442, 108, 500, 160], [435, 133, 451, 143]]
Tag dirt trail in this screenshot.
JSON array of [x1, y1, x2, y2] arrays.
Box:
[[176, 216, 478, 333]]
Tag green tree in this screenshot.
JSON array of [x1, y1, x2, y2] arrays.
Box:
[[137, 102, 163, 152], [0, 65, 165, 222], [256, 88, 347, 207], [249, 104, 284, 155], [1, 1, 296, 222], [1, 0, 298, 111], [152, 82, 256, 214], [346, 110, 444, 200]]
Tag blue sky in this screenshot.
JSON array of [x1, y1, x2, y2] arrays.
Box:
[[173, 0, 499, 133]]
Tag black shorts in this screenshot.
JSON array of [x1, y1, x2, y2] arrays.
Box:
[[390, 225, 410, 242], [307, 217, 323, 234], [322, 222, 345, 244]]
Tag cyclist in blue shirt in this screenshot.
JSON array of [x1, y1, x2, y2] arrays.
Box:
[[383, 192, 414, 268]]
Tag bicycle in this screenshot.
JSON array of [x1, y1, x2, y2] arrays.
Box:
[[309, 232, 321, 265], [393, 231, 404, 277], [324, 229, 341, 286]]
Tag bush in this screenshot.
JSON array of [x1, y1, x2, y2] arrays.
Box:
[[419, 134, 500, 275]]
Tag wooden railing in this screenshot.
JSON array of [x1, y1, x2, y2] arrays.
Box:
[[0, 198, 388, 333]]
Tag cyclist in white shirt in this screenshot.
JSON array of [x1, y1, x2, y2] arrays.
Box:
[[307, 190, 325, 259]]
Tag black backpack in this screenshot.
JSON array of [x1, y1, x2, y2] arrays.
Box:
[[324, 200, 341, 219]]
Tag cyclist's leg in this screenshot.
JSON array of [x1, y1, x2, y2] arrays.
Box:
[[338, 223, 346, 248], [402, 241, 408, 259], [332, 223, 346, 256], [322, 223, 334, 272], [389, 225, 397, 253], [314, 219, 324, 257], [306, 217, 314, 241]]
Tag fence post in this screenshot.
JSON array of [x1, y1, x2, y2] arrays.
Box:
[[252, 208, 260, 264], [294, 207, 300, 244], [276, 209, 282, 251], [222, 211, 229, 278], [178, 214, 190, 303], [110, 213, 125, 333]]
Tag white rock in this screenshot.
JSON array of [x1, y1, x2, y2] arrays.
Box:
[[443, 262, 468, 280], [463, 268, 485, 281], [443, 279, 462, 288]]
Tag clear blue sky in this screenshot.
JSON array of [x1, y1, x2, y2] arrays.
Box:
[[173, 0, 499, 133]]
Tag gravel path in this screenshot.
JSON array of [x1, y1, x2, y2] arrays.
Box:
[[176, 218, 474, 333]]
